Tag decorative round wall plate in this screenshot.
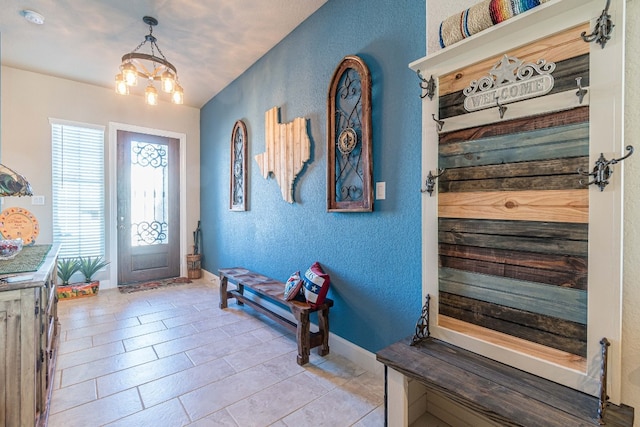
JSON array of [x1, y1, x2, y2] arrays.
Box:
[[0, 207, 40, 245]]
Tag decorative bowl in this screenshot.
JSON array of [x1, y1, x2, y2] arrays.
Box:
[[0, 238, 23, 260]]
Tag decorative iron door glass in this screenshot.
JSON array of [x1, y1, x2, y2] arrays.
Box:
[[117, 130, 180, 284]]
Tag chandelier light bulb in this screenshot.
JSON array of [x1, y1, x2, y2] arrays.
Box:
[[145, 84, 159, 106], [115, 74, 129, 95], [161, 69, 175, 93], [171, 83, 184, 105], [121, 62, 138, 86]]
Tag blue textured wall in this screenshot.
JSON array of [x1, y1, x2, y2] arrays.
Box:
[[200, 0, 425, 352]]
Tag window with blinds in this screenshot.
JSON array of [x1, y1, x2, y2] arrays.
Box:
[[50, 120, 106, 259]]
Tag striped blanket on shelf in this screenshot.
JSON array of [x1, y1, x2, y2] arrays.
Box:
[[439, 0, 553, 48]]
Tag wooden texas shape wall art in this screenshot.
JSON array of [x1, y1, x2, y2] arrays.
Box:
[[255, 106, 311, 203]]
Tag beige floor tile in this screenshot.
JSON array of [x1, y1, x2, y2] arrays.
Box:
[[281, 386, 378, 426], [138, 356, 235, 407], [123, 323, 198, 351], [47, 388, 143, 427], [60, 346, 157, 387], [57, 335, 94, 355], [179, 364, 282, 421], [104, 398, 191, 427], [185, 331, 258, 365], [92, 319, 167, 346], [97, 352, 194, 397], [353, 406, 386, 427], [187, 408, 239, 426], [113, 301, 176, 320], [162, 306, 221, 329], [57, 311, 118, 329], [226, 372, 331, 426], [153, 326, 230, 358], [49, 379, 97, 414], [223, 335, 298, 371], [256, 351, 307, 381], [64, 316, 141, 340], [56, 340, 125, 371], [136, 305, 201, 324]]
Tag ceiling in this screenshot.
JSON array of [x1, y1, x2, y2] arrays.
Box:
[[0, 0, 328, 108]]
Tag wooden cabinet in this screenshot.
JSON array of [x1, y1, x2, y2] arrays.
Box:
[[0, 244, 59, 427]]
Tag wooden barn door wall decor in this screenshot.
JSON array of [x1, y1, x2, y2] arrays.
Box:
[[413, 0, 627, 403], [327, 55, 373, 212]]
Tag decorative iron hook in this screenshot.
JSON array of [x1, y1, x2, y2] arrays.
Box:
[[411, 294, 431, 346], [581, 0, 614, 49], [597, 337, 610, 424], [578, 145, 634, 191], [421, 168, 445, 196], [576, 77, 588, 104], [417, 70, 436, 100], [432, 114, 445, 132], [496, 96, 507, 119]]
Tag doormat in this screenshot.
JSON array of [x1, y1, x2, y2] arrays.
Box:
[[118, 277, 191, 294]]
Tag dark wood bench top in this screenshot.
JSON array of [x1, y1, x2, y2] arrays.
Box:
[[376, 337, 634, 427], [219, 267, 333, 311]]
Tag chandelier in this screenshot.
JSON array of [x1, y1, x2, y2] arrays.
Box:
[[115, 16, 183, 105]]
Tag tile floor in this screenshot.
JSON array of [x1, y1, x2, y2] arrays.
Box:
[[48, 278, 385, 427]]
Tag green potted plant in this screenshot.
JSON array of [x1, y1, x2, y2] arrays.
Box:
[[57, 256, 109, 300], [78, 256, 109, 284], [57, 257, 80, 286]]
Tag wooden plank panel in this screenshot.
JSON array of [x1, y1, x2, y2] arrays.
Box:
[[440, 293, 586, 356], [440, 293, 586, 341], [438, 230, 587, 257], [439, 255, 587, 289], [438, 218, 588, 241], [439, 23, 590, 96], [440, 54, 589, 119], [439, 267, 587, 324], [438, 107, 588, 145], [439, 122, 588, 169], [439, 244, 588, 274], [441, 157, 588, 182], [438, 189, 588, 223], [439, 157, 589, 192]]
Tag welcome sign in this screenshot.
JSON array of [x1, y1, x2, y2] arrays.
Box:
[[463, 54, 556, 112]]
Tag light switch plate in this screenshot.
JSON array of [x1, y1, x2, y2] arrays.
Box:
[[376, 182, 386, 200], [32, 195, 45, 205]]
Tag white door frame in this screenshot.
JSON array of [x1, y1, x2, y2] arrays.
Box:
[[104, 122, 188, 289]]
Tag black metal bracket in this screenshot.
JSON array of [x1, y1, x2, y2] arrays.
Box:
[[417, 70, 436, 100], [576, 77, 588, 104], [581, 0, 614, 49], [411, 294, 431, 346], [578, 145, 634, 191], [432, 114, 444, 132], [421, 169, 445, 196], [496, 96, 507, 119], [597, 337, 610, 425]]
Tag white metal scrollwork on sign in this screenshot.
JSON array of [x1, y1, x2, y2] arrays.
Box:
[[463, 55, 556, 112]]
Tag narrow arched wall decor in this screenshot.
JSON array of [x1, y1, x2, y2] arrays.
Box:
[[327, 55, 373, 212], [230, 120, 247, 211]]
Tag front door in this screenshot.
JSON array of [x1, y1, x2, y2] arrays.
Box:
[[117, 130, 180, 284]]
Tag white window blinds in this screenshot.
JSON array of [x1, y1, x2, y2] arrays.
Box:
[[51, 120, 106, 259]]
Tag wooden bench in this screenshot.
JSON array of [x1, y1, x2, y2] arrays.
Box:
[[219, 267, 333, 365], [377, 337, 634, 426]]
